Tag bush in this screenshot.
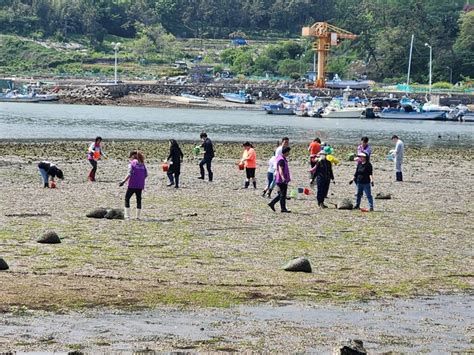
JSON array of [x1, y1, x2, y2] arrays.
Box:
[[432, 81, 453, 89]]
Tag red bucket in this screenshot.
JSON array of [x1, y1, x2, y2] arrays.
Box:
[[49, 181, 56, 188], [303, 187, 311, 195], [161, 163, 169, 172], [238, 163, 245, 170]]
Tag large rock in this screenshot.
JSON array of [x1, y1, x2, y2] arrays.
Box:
[[104, 208, 124, 220], [37, 231, 61, 244], [283, 257, 312, 273], [375, 192, 392, 200], [86, 208, 108, 218], [333, 339, 367, 355], [0, 257, 9, 270], [337, 198, 354, 210]]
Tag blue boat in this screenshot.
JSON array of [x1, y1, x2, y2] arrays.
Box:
[[379, 108, 447, 121], [221, 92, 255, 104], [263, 103, 295, 115]]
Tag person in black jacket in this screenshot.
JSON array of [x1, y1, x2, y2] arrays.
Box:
[[310, 150, 334, 208], [350, 152, 374, 211], [198, 132, 214, 182], [167, 139, 184, 188], [38, 161, 64, 188]]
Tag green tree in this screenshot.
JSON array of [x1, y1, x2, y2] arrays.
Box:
[[454, 11, 474, 78]]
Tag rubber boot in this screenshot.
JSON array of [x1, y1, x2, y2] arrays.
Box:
[[124, 207, 131, 219], [252, 180, 257, 189], [267, 188, 273, 198], [244, 180, 250, 188], [44, 182, 49, 188], [396, 172, 403, 182], [136, 208, 142, 220]]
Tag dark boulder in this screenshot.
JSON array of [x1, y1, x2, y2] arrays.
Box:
[[283, 257, 312, 273], [86, 208, 108, 218], [37, 231, 61, 244], [104, 208, 124, 220], [337, 198, 354, 210], [0, 257, 9, 270], [334, 339, 367, 355], [375, 192, 392, 200]]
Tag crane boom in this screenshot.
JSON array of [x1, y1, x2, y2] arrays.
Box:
[[302, 22, 357, 88]]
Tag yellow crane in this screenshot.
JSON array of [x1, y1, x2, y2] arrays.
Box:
[[302, 22, 357, 88]]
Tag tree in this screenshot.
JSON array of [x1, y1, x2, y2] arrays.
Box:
[[454, 11, 474, 78]]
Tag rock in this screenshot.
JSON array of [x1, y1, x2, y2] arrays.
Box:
[[37, 231, 61, 244], [86, 208, 108, 219], [337, 198, 353, 210], [283, 257, 312, 273], [104, 208, 124, 220], [375, 192, 392, 200], [0, 257, 9, 270], [333, 339, 367, 355]]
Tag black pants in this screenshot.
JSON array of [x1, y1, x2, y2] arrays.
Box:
[[167, 171, 180, 187], [199, 157, 213, 181], [316, 176, 330, 204], [88, 159, 97, 180], [125, 188, 142, 209], [270, 183, 288, 211]]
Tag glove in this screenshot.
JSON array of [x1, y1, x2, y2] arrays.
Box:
[[119, 181, 125, 187], [371, 182, 374, 187], [349, 180, 354, 185]]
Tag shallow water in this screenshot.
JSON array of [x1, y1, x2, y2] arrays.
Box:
[[1, 295, 472, 353], [1, 102, 473, 147]]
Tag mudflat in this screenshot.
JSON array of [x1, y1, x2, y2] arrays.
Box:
[[0, 141, 472, 352]]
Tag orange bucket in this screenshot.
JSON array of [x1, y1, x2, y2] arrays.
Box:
[[360, 207, 369, 212], [93, 151, 101, 160], [238, 163, 245, 170], [161, 163, 169, 172], [49, 181, 56, 188]]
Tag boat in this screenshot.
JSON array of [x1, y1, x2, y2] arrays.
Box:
[[263, 103, 295, 115], [0, 91, 41, 103], [379, 108, 447, 120], [294, 99, 325, 117], [176, 93, 208, 104], [320, 88, 367, 118], [325, 74, 372, 90], [449, 105, 474, 122], [221, 92, 255, 104]]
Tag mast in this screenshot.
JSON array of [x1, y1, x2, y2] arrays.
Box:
[[406, 34, 414, 92]]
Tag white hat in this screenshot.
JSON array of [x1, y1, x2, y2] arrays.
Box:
[[357, 152, 367, 157]]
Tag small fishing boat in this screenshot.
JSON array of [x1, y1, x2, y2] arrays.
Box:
[[325, 74, 372, 90], [321, 106, 365, 118], [221, 92, 255, 104], [177, 93, 208, 104], [263, 103, 295, 115], [379, 108, 447, 120], [0, 91, 41, 103]]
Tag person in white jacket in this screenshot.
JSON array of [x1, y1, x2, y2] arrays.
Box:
[[391, 135, 404, 181]]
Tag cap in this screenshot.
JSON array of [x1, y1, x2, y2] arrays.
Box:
[[357, 152, 367, 157]]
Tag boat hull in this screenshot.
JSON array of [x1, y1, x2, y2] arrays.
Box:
[[221, 93, 255, 104], [321, 108, 365, 118], [379, 111, 447, 120], [0, 97, 41, 103]]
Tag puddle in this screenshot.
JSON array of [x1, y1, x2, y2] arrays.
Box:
[[1, 295, 472, 353]]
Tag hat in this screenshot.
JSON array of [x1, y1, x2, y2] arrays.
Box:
[[357, 152, 367, 157], [319, 150, 328, 155], [323, 146, 334, 155]]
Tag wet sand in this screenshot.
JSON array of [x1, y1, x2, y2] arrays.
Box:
[[0, 141, 472, 352]]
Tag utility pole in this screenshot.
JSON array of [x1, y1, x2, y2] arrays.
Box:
[[113, 42, 121, 84], [424, 42, 432, 95]]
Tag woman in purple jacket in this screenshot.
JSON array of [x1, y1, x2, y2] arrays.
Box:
[[119, 150, 148, 219], [268, 146, 291, 213]]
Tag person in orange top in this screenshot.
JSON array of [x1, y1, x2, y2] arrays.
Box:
[[240, 141, 257, 189], [308, 137, 321, 185]]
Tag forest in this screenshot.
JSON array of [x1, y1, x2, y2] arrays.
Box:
[[0, 0, 473, 82]]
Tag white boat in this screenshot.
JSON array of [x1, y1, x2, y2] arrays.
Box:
[[178, 93, 208, 104], [221, 92, 255, 104], [321, 106, 365, 118]]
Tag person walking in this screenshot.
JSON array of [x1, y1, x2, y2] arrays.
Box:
[[87, 136, 106, 182], [262, 155, 276, 198], [38, 161, 64, 188], [310, 150, 335, 208], [119, 150, 148, 219], [268, 147, 291, 213], [240, 142, 257, 189], [166, 139, 184, 188], [275, 137, 289, 157], [198, 132, 214, 182], [391, 135, 404, 181], [308, 137, 322, 184], [350, 152, 374, 211]]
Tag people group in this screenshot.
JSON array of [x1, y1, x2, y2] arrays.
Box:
[[37, 131, 405, 218]]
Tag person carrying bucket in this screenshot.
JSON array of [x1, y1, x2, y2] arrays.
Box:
[[349, 152, 374, 211], [310, 150, 334, 208], [240, 142, 257, 189], [166, 139, 184, 188], [119, 150, 148, 219], [262, 154, 277, 198], [308, 137, 321, 185], [198, 132, 214, 182], [38, 161, 64, 188], [268, 146, 291, 213], [87, 136, 106, 182]]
